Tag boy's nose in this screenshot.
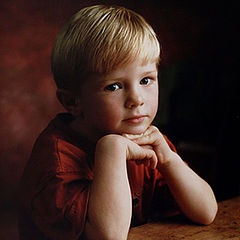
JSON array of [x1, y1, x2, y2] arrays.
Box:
[[125, 90, 144, 109]]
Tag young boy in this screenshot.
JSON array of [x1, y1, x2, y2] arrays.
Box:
[[19, 5, 218, 240]]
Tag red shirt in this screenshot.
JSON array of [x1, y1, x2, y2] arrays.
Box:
[[19, 113, 178, 240]]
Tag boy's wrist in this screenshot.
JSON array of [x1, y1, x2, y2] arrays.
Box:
[[95, 134, 128, 162], [157, 151, 182, 172], [96, 134, 127, 149]]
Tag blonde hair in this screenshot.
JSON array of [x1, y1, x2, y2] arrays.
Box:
[[51, 5, 160, 91]]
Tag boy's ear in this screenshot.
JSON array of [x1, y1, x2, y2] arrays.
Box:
[[56, 89, 82, 116]]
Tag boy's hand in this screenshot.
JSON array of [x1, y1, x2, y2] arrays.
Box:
[[124, 136, 158, 169], [98, 134, 158, 169], [124, 126, 177, 169]]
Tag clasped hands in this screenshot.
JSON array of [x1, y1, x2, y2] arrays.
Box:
[[122, 126, 177, 171]]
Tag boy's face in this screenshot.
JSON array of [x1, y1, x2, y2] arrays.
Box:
[[77, 59, 159, 141]]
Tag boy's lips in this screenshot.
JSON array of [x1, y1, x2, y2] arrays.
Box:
[[123, 115, 147, 124]]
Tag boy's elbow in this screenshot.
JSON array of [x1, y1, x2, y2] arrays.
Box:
[[196, 202, 218, 225], [85, 230, 128, 240], [203, 208, 218, 225], [84, 220, 129, 240], [95, 231, 128, 240]]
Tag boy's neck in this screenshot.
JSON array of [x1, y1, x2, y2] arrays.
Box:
[[69, 116, 100, 145]]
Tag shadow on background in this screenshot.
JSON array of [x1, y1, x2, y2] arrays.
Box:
[[0, 0, 239, 239]]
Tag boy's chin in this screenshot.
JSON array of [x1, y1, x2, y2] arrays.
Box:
[[121, 127, 148, 136]]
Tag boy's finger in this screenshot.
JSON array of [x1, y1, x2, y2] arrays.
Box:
[[131, 132, 156, 145], [144, 148, 158, 169], [141, 145, 153, 150], [150, 153, 158, 169], [123, 126, 159, 142], [137, 148, 157, 169], [132, 128, 167, 147], [122, 133, 144, 139], [122, 126, 156, 139]]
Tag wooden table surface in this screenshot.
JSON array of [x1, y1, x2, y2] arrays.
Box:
[[128, 196, 240, 240]]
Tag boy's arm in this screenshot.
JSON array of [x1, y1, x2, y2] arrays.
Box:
[[159, 153, 218, 225], [83, 134, 157, 240], [126, 126, 218, 225]]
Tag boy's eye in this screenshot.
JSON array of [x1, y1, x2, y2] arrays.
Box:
[[104, 83, 122, 91], [140, 77, 151, 85]]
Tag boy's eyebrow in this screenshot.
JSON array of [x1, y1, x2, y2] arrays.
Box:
[[105, 70, 158, 82], [141, 70, 158, 77]]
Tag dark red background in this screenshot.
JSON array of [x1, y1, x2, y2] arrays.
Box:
[[0, 0, 238, 239]]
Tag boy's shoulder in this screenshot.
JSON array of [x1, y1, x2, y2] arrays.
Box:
[[36, 113, 94, 152], [25, 113, 94, 177]]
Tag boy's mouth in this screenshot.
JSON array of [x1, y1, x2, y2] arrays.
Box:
[[123, 115, 147, 124]]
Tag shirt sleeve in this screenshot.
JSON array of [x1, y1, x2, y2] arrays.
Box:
[[30, 138, 93, 240]]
